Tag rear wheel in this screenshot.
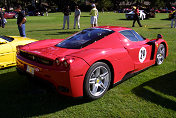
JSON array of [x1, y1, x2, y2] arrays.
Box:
[[84, 62, 111, 100], [155, 44, 165, 65]]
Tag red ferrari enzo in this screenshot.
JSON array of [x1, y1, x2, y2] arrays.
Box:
[[16, 26, 168, 100]]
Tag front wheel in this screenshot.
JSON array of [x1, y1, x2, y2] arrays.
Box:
[[84, 62, 111, 100], [155, 44, 165, 65]]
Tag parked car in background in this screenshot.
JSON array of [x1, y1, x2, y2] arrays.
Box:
[[126, 10, 146, 20], [145, 9, 155, 18], [0, 36, 37, 69], [4, 12, 17, 19], [155, 9, 161, 13], [28, 10, 44, 16], [155, 9, 173, 13], [160, 9, 172, 13], [160, 9, 167, 13], [123, 8, 132, 13]]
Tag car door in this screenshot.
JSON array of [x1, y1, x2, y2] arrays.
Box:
[[119, 30, 153, 71], [0, 39, 14, 66]]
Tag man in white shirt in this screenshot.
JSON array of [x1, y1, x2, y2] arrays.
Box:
[[74, 6, 81, 29]]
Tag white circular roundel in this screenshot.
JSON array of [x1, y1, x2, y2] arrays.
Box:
[[139, 47, 147, 63]]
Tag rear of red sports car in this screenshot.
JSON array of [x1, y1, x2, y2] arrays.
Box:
[[16, 51, 90, 97], [16, 28, 116, 98]]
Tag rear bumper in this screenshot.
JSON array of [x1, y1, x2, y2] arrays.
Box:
[[16, 67, 57, 89], [16, 55, 89, 97]]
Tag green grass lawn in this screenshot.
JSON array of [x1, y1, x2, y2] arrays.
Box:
[[0, 12, 176, 118]]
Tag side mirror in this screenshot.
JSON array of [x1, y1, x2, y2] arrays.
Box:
[[0, 39, 7, 44], [157, 34, 163, 39]]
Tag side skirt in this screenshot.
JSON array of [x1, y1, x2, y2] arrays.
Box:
[[112, 65, 154, 88]]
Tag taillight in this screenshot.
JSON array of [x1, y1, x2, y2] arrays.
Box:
[[55, 57, 75, 68], [16, 45, 23, 54]]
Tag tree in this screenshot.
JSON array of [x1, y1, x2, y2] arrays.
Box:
[[70, 0, 80, 4], [1, 0, 176, 11], [149, 0, 165, 9], [111, 0, 121, 10], [97, 0, 113, 11]]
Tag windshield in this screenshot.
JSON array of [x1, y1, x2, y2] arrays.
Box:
[[0, 36, 14, 42], [56, 28, 114, 49]]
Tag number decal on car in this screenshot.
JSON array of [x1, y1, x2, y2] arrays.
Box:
[[139, 47, 147, 63]]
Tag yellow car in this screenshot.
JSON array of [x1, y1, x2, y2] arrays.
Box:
[[0, 36, 37, 69]]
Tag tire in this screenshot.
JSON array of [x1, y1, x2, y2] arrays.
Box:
[[155, 44, 165, 65], [84, 62, 111, 100]]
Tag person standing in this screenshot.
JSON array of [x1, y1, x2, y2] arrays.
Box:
[[0, 8, 5, 28], [132, 6, 142, 27], [62, 6, 71, 29], [45, 7, 48, 16], [74, 6, 81, 29], [171, 8, 176, 28], [90, 4, 98, 27], [16, 5, 26, 37]]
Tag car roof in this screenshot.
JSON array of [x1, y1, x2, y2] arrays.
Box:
[[94, 26, 132, 32]]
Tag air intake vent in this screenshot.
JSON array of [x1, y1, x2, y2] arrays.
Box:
[[20, 51, 53, 66]]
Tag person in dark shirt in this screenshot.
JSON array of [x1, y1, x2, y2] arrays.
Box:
[[132, 6, 142, 27], [171, 7, 176, 28], [16, 5, 26, 37], [62, 6, 71, 29], [0, 8, 5, 28]]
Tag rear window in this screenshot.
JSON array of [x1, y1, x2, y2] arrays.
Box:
[[56, 28, 114, 49], [131, 30, 144, 41], [120, 30, 138, 41], [119, 30, 145, 42], [0, 36, 14, 42]]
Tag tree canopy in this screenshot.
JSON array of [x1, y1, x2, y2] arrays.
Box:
[[0, 0, 175, 11]]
